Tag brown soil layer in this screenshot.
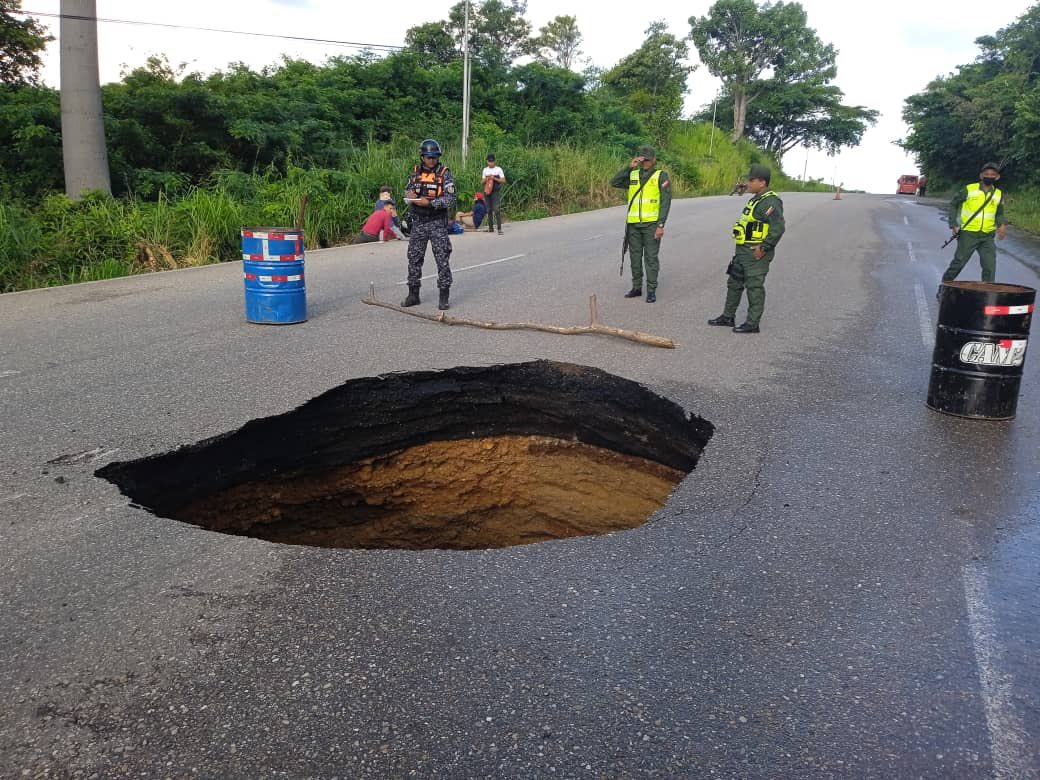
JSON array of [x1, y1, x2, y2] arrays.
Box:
[[176, 435, 684, 550], [947, 281, 1035, 294]]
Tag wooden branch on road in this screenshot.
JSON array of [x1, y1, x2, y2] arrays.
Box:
[[362, 286, 676, 349]]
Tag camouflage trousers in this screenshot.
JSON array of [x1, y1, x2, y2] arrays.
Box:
[[407, 219, 453, 289]]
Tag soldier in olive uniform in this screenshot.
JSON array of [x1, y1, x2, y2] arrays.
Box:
[[610, 145, 672, 303], [708, 164, 785, 333], [939, 162, 1008, 298], [402, 139, 457, 311]]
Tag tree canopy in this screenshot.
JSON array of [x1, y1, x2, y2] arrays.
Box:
[[533, 15, 584, 70], [901, 4, 1040, 187], [0, 0, 51, 85], [690, 0, 838, 142], [601, 21, 693, 147]]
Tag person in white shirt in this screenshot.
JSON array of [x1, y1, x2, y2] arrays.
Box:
[[481, 154, 506, 234]]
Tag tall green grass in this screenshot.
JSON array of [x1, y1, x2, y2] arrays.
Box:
[[0, 124, 845, 293], [1005, 185, 1040, 235]]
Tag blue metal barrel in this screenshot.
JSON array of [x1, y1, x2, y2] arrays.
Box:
[[241, 227, 307, 324]]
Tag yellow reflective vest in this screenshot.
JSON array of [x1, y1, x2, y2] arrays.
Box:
[[627, 169, 662, 224], [733, 190, 778, 245], [960, 183, 1002, 233]]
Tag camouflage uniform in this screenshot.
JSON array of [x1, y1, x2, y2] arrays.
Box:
[[405, 164, 457, 290]]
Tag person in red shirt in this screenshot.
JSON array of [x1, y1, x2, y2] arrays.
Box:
[[351, 202, 398, 243]]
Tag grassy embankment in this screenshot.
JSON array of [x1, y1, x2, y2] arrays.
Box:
[[1005, 186, 1040, 235], [0, 123, 831, 294]]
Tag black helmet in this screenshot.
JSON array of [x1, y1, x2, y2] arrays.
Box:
[[419, 139, 442, 158]]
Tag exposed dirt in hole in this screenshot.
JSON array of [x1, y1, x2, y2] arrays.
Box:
[[176, 435, 684, 550]]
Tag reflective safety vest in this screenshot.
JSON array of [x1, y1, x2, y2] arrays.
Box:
[[733, 190, 778, 245], [411, 163, 447, 200], [960, 183, 1002, 233], [627, 169, 662, 224]]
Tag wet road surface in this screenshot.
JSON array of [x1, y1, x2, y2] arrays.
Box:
[[1, 192, 1037, 777]]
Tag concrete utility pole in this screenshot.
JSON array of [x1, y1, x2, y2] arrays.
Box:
[[60, 0, 111, 198], [461, 0, 471, 164]]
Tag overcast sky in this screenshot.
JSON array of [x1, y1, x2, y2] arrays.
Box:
[[27, 0, 1037, 193]]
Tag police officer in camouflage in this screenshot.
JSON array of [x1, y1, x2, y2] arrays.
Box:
[[708, 164, 785, 333], [610, 145, 671, 303], [402, 139, 457, 310]]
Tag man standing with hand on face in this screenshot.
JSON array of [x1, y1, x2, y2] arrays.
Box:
[[610, 145, 671, 304]]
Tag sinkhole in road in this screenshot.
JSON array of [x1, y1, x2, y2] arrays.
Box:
[[96, 361, 714, 550]]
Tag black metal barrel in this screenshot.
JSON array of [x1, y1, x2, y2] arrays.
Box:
[[927, 281, 1035, 419]]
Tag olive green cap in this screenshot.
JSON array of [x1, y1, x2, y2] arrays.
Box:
[[747, 164, 772, 182]]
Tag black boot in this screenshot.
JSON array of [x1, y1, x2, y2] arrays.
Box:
[[401, 285, 420, 307], [732, 322, 760, 333], [624, 288, 643, 298], [707, 314, 735, 326], [438, 288, 450, 310]]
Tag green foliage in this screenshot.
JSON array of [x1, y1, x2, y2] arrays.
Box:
[[0, 0, 51, 85], [404, 22, 459, 64], [600, 21, 693, 147], [690, 0, 839, 142], [902, 5, 1040, 186], [1004, 185, 1040, 235], [532, 15, 583, 70], [700, 80, 878, 158], [0, 82, 62, 199], [0, 0, 862, 293], [1, 122, 826, 292], [445, 0, 534, 73]]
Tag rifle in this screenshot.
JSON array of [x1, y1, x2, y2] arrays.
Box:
[[941, 188, 995, 249], [619, 172, 651, 276], [620, 224, 630, 276]]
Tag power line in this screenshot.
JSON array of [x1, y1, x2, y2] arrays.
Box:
[[18, 9, 405, 52]]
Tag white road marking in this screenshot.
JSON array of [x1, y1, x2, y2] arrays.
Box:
[[962, 563, 1035, 780], [904, 216, 909, 226], [399, 254, 526, 284], [0, 493, 28, 504], [582, 234, 605, 241], [0, 370, 21, 378], [907, 241, 916, 263], [913, 283, 933, 349]]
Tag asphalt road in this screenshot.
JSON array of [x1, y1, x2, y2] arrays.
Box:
[[1, 191, 1038, 778]]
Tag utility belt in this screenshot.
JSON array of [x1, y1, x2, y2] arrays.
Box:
[[409, 206, 449, 225]]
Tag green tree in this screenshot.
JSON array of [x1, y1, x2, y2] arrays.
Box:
[[404, 21, 459, 64], [0, 0, 51, 85], [446, 0, 533, 73], [510, 62, 587, 143], [704, 80, 878, 157], [901, 5, 1040, 185], [533, 15, 583, 70], [601, 21, 692, 146], [690, 0, 836, 142]]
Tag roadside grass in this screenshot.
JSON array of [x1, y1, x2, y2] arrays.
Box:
[[1, 123, 851, 293], [1005, 185, 1040, 235]]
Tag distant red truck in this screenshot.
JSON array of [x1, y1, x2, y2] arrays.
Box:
[[896, 174, 919, 195]]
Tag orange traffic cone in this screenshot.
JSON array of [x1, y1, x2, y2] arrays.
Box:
[[833, 185, 842, 200]]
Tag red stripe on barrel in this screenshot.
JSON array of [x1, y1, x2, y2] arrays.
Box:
[[985, 304, 1034, 315]]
